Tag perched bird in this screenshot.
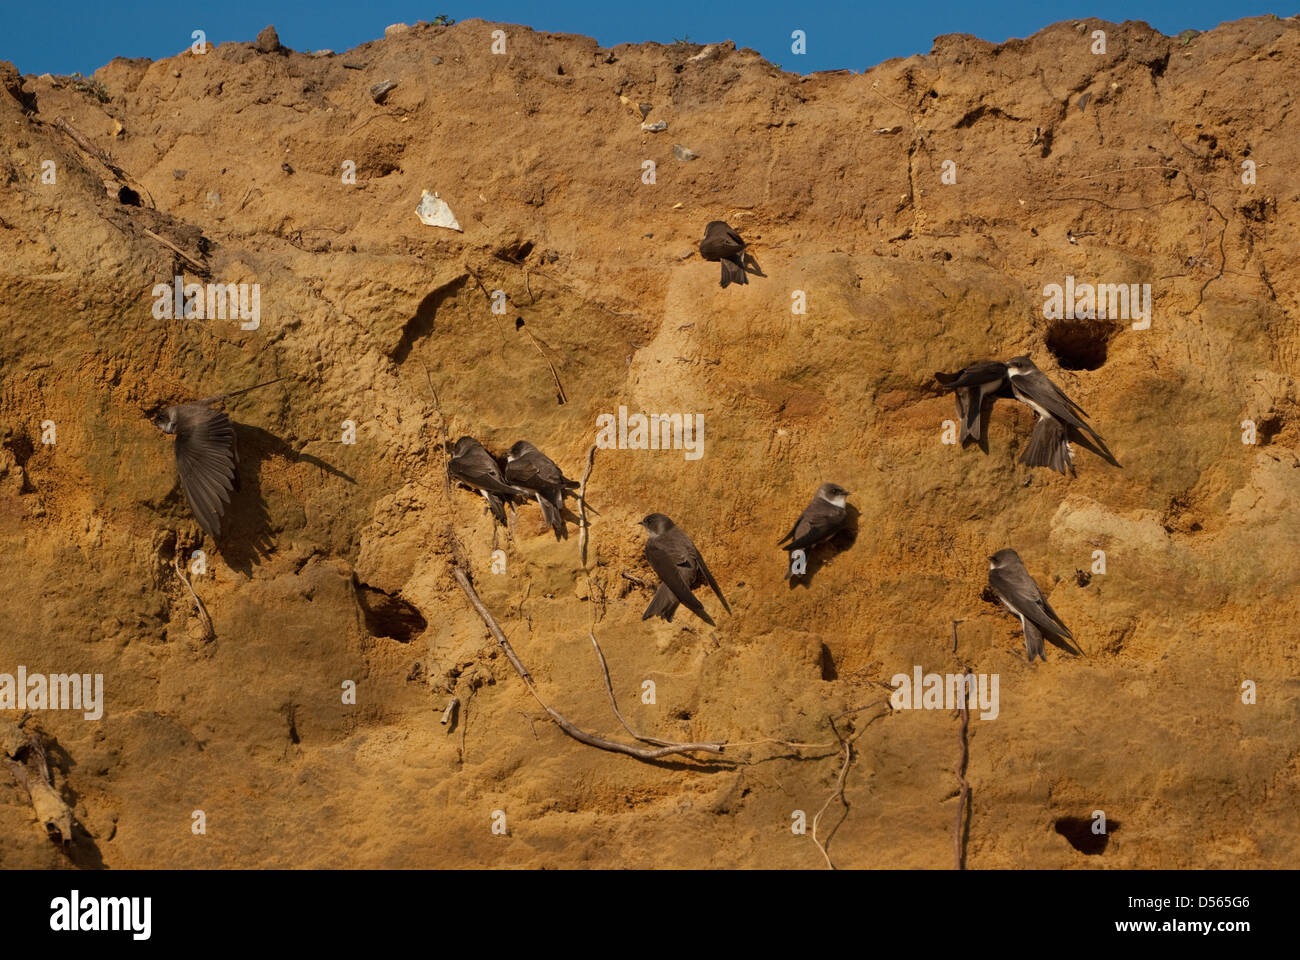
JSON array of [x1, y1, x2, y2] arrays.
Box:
[[698, 220, 748, 288], [779, 483, 850, 579], [639, 513, 730, 626], [504, 440, 580, 540], [448, 437, 525, 525], [987, 548, 1077, 662], [934, 361, 1013, 445], [1005, 355, 1120, 471], [148, 377, 285, 539]]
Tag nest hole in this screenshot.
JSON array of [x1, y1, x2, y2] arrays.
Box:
[[1046, 318, 1116, 371], [1054, 815, 1118, 855], [353, 578, 427, 643]]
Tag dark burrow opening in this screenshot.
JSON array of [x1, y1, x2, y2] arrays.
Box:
[[1054, 815, 1119, 855], [1257, 414, 1286, 445], [819, 643, 838, 681], [4, 430, 34, 468], [3, 431, 35, 492], [495, 240, 534, 263], [1045, 318, 1116, 371], [353, 577, 427, 643]]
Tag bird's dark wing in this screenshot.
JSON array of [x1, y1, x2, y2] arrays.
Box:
[[451, 452, 524, 499], [1020, 416, 1075, 475], [692, 546, 731, 614], [173, 405, 238, 538], [700, 230, 744, 260], [505, 452, 564, 491], [645, 534, 714, 625], [782, 498, 846, 553], [1065, 423, 1121, 468], [641, 583, 682, 623], [934, 361, 1007, 389], [990, 563, 1073, 640], [1012, 372, 1094, 433]]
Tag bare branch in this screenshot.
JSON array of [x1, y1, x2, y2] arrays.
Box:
[[954, 668, 973, 870], [452, 567, 724, 760], [578, 443, 596, 567], [174, 549, 215, 641]]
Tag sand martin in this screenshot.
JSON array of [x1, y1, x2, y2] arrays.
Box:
[[1005, 356, 1119, 470], [639, 513, 730, 626], [448, 436, 525, 525], [934, 361, 1013, 445], [148, 376, 285, 539], [779, 482, 850, 579], [698, 220, 748, 288], [987, 548, 1077, 662], [504, 440, 580, 540]]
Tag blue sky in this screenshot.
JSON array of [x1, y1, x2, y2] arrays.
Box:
[[1, 1, 1289, 76]]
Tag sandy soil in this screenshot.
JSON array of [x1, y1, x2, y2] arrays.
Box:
[[0, 15, 1297, 868]]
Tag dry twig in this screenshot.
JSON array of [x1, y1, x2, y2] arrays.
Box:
[[578, 443, 596, 567], [809, 702, 890, 869], [1, 718, 73, 844], [452, 567, 724, 760], [954, 668, 973, 870], [517, 322, 567, 404], [174, 549, 215, 641], [141, 227, 206, 274]]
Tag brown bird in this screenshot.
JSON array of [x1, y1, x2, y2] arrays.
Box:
[[448, 436, 526, 525], [1005, 355, 1120, 472], [987, 548, 1079, 662], [148, 377, 285, 539], [934, 361, 1013, 445], [698, 220, 748, 288], [504, 440, 581, 540], [639, 513, 730, 626], [779, 482, 850, 579]]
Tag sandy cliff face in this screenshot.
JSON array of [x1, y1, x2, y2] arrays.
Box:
[[0, 15, 1297, 869]]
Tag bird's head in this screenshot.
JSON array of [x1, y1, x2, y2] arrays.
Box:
[[639, 513, 673, 535], [506, 440, 537, 462], [988, 548, 1020, 569], [146, 404, 177, 434], [817, 482, 850, 506], [1005, 355, 1034, 377]]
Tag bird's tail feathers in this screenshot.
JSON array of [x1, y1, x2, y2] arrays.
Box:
[[1023, 618, 1046, 662], [535, 492, 567, 540], [719, 258, 748, 288], [642, 584, 681, 623], [1020, 416, 1074, 475], [481, 490, 507, 525]]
